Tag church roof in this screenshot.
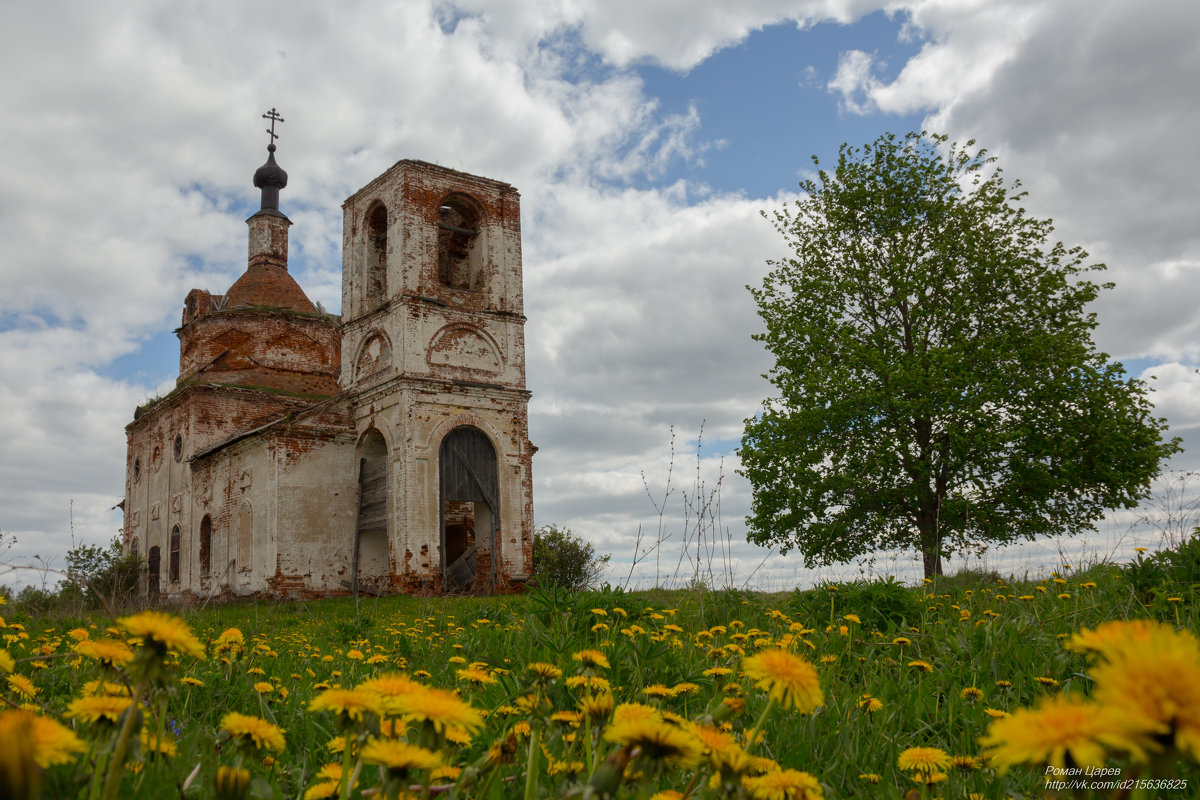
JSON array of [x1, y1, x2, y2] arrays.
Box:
[[223, 262, 318, 314]]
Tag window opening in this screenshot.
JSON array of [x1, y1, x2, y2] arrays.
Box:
[[366, 204, 388, 303], [437, 198, 482, 290]]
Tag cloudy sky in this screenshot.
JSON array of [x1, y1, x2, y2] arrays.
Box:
[[2, 0, 1197, 591]]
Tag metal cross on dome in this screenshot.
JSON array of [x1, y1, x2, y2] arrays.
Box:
[[263, 108, 284, 143]]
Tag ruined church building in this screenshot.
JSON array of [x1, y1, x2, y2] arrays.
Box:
[[122, 115, 535, 601]]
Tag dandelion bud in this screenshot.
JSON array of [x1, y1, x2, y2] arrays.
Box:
[[215, 765, 251, 800]]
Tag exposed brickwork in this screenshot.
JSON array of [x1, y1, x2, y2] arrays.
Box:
[[124, 158, 534, 603]]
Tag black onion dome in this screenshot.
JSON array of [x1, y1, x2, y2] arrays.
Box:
[[253, 144, 288, 211], [254, 144, 288, 189]]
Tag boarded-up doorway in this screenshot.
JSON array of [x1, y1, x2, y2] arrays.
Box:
[[148, 546, 161, 603], [354, 430, 390, 594], [439, 426, 499, 593]]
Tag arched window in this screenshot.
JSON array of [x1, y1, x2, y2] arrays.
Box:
[[366, 203, 388, 304], [199, 515, 212, 578], [354, 429, 390, 592], [130, 537, 139, 560], [237, 503, 253, 574], [169, 525, 181, 582], [437, 196, 483, 291]]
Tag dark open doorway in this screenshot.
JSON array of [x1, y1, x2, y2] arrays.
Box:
[[353, 429, 390, 594], [438, 426, 499, 593]]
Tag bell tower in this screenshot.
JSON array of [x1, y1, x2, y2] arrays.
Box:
[[339, 160, 533, 593]]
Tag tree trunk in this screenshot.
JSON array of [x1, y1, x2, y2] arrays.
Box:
[[916, 508, 943, 579]]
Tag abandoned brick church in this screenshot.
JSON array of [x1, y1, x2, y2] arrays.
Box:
[[121, 119, 534, 601]]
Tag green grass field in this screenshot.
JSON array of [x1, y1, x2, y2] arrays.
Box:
[[3, 558, 1198, 799]]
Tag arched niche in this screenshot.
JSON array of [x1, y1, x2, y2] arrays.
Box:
[[356, 330, 393, 380], [426, 324, 502, 374]]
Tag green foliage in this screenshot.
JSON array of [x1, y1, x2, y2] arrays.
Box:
[[12, 538, 142, 614], [1122, 531, 1200, 607], [740, 131, 1179, 578], [532, 523, 610, 591], [789, 576, 924, 631], [64, 537, 142, 609]]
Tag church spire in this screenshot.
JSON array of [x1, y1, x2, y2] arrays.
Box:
[[252, 108, 288, 213], [245, 107, 293, 273]]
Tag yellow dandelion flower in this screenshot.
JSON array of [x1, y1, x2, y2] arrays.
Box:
[[741, 649, 823, 713], [431, 765, 462, 782], [897, 746, 951, 775], [1, 709, 87, 768], [447, 655, 467, 665], [984, 707, 1010, 719], [858, 773, 881, 783], [952, 754, 981, 771], [118, 611, 205, 659], [527, 662, 562, 680], [572, 649, 610, 670], [642, 684, 676, 698], [456, 667, 496, 686], [857, 694, 883, 713], [7, 674, 37, 699], [909, 770, 948, 785], [742, 768, 824, 800], [0, 650, 13, 674], [1089, 625, 1200, 759], [360, 739, 441, 773], [892, 636, 911, 646], [1034, 676, 1059, 687], [673, 682, 700, 695], [577, 692, 615, 721], [181, 676, 204, 687], [591, 608, 608, 616], [961, 687, 984, 702], [980, 693, 1159, 771], [141, 728, 179, 757], [220, 712, 286, 752], [907, 660, 933, 673], [613, 702, 660, 726], [254, 681, 275, 694], [309, 688, 381, 721], [304, 781, 339, 800], [565, 674, 610, 693], [74, 638, 134, 667], [65, 695, 132, 724], [391, 685, 484, 734], [603, 716, 704, 768], [551, 710, 582, 726]]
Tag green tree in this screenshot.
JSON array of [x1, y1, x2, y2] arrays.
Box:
[[739, 132, 1178, 579], [532, 524, 610, 591]]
